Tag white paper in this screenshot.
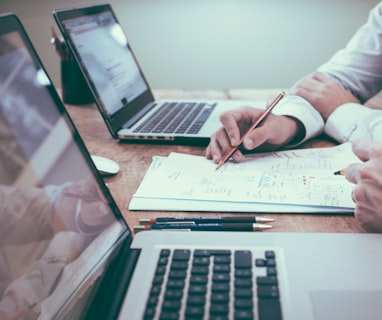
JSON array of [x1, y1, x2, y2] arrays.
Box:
[[129, 143, 359, 213]]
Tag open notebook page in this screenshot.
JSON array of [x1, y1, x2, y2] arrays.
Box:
[[129, 143, 359, 213]]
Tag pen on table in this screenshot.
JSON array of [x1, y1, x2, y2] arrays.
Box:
[[134, 223, 272, 232], [139, 216, 274, 225], [333, 168, 345, 176], [216, 91, 286, 171]]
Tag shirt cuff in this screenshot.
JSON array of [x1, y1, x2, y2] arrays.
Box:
[[324, 103, 381, 142], [272, 95, 324, 146]]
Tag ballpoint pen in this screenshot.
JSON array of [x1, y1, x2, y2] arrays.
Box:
[[139, 216, 274, 225], [216, 91, 286, 170], [134, 223, 272, 232]]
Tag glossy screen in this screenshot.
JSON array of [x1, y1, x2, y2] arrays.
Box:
[[0, 26, 126, 320]]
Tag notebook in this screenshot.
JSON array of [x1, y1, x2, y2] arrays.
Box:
[[52, 3, 265, 145], [1, 12, 382, 320]]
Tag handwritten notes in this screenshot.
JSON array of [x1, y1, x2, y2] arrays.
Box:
[[129, 143, 359, 213]]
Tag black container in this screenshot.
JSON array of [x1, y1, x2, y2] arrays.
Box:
[[61, 59, 94, 105]]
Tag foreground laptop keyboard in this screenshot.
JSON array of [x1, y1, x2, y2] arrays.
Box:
[[144, 249, 282, 320], [133, 102, 216, 134]]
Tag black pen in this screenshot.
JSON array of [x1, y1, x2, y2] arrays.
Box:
[[134, 223, 272, 232], [139, 216, 274, 225]]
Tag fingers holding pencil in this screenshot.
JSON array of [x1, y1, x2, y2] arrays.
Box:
[[207, 92, 304, 167]]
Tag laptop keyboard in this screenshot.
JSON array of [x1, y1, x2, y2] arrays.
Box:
[[133, 102, 216, 135], [143, 248, 282, 320]]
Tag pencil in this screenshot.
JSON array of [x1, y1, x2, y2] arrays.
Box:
[[216, 91, 286, 170], [333, 169, 345, 176]]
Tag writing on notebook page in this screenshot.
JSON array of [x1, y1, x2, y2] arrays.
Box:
[[130, 143, 359, 212], [164, 156, 353, 207]]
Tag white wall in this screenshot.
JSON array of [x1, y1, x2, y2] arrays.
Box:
[[0, 0, 379, 89]]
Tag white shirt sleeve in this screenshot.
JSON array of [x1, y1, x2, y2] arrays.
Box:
[[272, 95, 324, 146], [325, 103, 382, 143], [318, 3, 382, 103]]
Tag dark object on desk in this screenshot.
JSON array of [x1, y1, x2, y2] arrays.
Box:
[[51, 26, 93, 105], [134, 222, 272, 232], [61, 59, 94, 105], [139, 216, 274, 224]]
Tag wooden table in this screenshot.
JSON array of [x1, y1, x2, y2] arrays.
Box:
[[64, 89, 366, 234]]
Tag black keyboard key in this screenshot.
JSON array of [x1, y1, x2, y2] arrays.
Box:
[[193, 257, 210, 266], [266, 267, 277, 277], [255, 259, 267, 267], [171, 261, 188, 270], [235, 298, 253, 309], [257, 276, 278, 286], [213, 273, 230, 283], [188, 284, 207, 295], [173, 249, 191, 261], [235, 251, 252, 269], [211, 293, 230, 304], [168, 270, 187, 279], [162, 299, 181, 311], [235, 288, 253, 299], [257, 286, 279, 299], [234, 309, 254, 320], [212, 282, 230, 293], [150, 285, 162, 296], [213, 264, 230, 273], [214, 255, 231, 264], [186, 305, 205, 318], [235, 269, 252, 278], [159, 311, 179, 320], [187, 294, 206, 305], [235, 278, 252, 288], [167, 279, 185, 289], [160, 249, 171, 257], [164, 289, 183, 300], [265, 251, 276, 259], [191, 265, 209, 275], [210, 303, 229, 315], [190, 275, 208, 285], [258, 299, 282, 320]]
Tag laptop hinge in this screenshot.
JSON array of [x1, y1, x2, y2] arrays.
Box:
[[81, 245, 141, 319]]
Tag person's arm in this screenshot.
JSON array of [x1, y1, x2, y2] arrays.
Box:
[[325, 103, 382, 143], [345, 137, 382, 232], [206, 95, 324, 163], [318, 3, 382, 103]]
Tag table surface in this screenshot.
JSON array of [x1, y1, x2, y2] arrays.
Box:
[[64, 89, 367, 234]]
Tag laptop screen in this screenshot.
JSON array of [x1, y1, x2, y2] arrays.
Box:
[[61, 10, 148, 116], [0, 14, 128, 319]]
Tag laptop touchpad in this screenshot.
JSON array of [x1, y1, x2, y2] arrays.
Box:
[[310, 290, 382, 320]]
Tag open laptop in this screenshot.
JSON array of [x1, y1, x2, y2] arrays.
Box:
[[1, 13, 382, 320], [53, 3, 265, 145]]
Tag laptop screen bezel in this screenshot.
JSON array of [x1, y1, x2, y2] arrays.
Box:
[[53, 3, 156, 139]]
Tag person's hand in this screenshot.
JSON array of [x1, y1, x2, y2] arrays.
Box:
[[55, 176, 114, 235], [206, 106, 304, 164], [345, 138, 382, 232], [290, 72, 359, 120]]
